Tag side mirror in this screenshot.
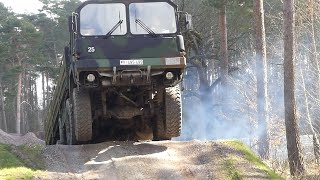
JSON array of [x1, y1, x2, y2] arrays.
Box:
[[176, 35, 185, 52], [185, 14, 193, 31]]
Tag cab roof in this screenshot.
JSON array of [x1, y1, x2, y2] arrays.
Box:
[[75, 0, 177, 13]]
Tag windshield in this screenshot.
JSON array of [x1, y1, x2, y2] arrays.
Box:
[[80, 3, 127, 36], [129, 2, 177, 35]]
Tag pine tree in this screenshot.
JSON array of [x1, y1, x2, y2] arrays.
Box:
[[253, 0, 270, 159], [283, 0, 305, 176]]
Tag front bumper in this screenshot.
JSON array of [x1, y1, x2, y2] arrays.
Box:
[[75, 57, 186, 71], [75, 57, 186, 87]]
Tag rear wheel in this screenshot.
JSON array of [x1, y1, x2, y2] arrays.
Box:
[[72, 87, 93, 143], [66, 99, 75, 145], [154, 84, 182, 140], [57, 107, 67, 144]]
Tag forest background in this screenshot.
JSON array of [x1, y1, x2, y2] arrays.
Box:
[[0, 0, 319, 176]]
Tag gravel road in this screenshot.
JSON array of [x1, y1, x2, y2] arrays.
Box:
[[0, 130, 273, 179], [39, 140, 269, 180]]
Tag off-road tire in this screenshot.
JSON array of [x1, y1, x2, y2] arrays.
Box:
[[58, 107, 67, 144], [153, 107, 168, 140], [164, 85, 182, 137], [153, 88, 166, 140], [72, 87, 93, 142], [66, 99, 75, 145], [154, 85, 182, 140]]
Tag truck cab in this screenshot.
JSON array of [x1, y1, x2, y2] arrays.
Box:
[[69, 0, 188, 88]]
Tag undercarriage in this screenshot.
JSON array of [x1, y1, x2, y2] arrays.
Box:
[[91, 86, 156, 142], [58, 82, 182, 144]]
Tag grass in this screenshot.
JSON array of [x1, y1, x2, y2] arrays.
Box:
[[224, 158, 243, 180], [0, 144, 44, 180], [225, 140, 284, 180], [17, 144, 45, 169], [0, 144, 25, 168], [0, 167, 37, 180]]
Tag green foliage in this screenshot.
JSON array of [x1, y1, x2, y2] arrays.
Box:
[[0, 1, 80, 132], [227, 0, 253, 31], [226, 141, 284, 180], [39, 0, 82, 54], [0, 144, 24, 168], [0, 144, 40, 180], [224, 158, 243, 180], [184, 30, 203, 55], [17, 144, 45, 170], [204, 0, 226, 8], [204, 0, 252, 9], [0, 167, 36, 180]]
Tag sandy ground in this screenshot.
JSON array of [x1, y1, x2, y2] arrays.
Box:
[[0, 130, 271, 179], [37, 140, 269, 180]]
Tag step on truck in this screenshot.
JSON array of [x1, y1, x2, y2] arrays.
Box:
[[45, 0, 193, 145]]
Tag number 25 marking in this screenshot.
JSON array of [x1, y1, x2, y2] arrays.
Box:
[[88, 47, 95, 53]]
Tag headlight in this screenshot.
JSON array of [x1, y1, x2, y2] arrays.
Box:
[[166, 72, 174, 80], [87, 74, 96, 82]]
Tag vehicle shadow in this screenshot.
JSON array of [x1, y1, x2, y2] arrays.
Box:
[[44, 141, 168, 174]]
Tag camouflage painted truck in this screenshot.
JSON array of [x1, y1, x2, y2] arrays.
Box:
[[45, 0, 193, 145]]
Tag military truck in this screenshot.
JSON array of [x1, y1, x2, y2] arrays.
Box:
[[45, 0, 192, 145]]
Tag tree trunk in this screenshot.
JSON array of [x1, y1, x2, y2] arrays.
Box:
[[307, 0, 320, 163], [197, 64, 210, 103], [219, 0, 228, 89], [21, 70, 26, 134], [42, 71, 45, 110], [253, 0, 270, 159], [28, 75, 33, 132], [46, 71, 50, 104], [283, 0, 305, 176], [16, 60, 22, 134], [34, 76, 41, 131], [0, 80, 7, 132], [300, 64, 320, 163]]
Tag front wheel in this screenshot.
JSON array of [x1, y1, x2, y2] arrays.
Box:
[[72, 87, 93, 143], [153, 84, 182, 140]]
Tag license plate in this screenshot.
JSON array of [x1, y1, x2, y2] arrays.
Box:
[[165, 58, 181, 65], [120, 59, 143, 65]]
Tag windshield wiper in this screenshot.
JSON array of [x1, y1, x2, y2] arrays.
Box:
[[135, 19, 157, 37], [104, 20, 123, 39]]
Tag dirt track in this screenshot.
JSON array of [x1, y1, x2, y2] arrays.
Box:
[[0, 130, 273, 179], [38, 140, 270, 180]]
